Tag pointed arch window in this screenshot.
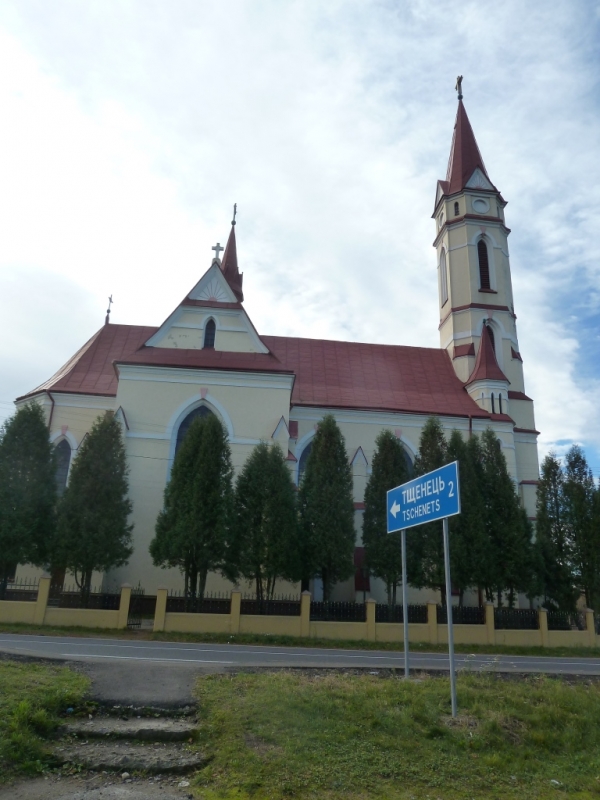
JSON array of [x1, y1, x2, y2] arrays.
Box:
[[491, 392, 496, 414], [477, 239, 491, 290], [440, 249, 449, 306], [55, 439, 71, 496], [175, 405, 214, 455], [203, 319, 216, 349], [498, 394, 503, 414], [454, 201, 459, 216], [485, 323, 496, 354]]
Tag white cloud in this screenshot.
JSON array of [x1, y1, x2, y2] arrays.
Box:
[[0, 0, 599, 474]]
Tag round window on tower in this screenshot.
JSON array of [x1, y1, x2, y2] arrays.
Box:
[[472, 198, 490, 214]]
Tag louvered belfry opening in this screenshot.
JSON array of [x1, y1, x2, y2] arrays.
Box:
[[477, 239, 491, 289]]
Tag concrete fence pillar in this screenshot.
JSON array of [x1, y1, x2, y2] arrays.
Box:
[[153, 587, 168, 632], [117, 584, 132, 630], [230, 590, 241, 634], [485, 602, 495, 646], [33, 577, 51, 626], [366, 598, 376, 642], [427, 602, 438, 645], [539, 607, 549, 647], [300, 591, 311, 638], [586, 608, 596, 647]]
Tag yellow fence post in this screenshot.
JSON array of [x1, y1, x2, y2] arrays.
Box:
[[586, 608, 596, 648], [230, 590, 241, 634], [153, 587, 168, 632], [300, 591, 311, 638], [366, 598, 376, 642], [539, 607, 549, 648], [117, 584, 132, 630], [33, 577, 51, 626], [485, 602, 495, 646], [427, 602, 438, 645]]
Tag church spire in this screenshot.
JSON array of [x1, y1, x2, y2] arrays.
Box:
[[465, 323, 509, 387], [220, 206, 244, 302], [445, 89, 495, 195]]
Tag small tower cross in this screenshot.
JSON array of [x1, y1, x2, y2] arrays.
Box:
[[105, 294, 113, 326], [212, 242, 224, 261], [455, 75, 463, 100], [231, 202, 237, 226]]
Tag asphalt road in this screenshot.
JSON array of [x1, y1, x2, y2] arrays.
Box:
[[2, 633, 600, 675]]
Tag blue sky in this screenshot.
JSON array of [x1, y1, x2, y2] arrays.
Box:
[[0, 0, 599, 479]]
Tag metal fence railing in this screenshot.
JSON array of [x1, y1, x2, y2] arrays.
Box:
[[494, 607, 539, 630], [241, 598, 301, 616], [166, 591, 231, 614], [310, 601, 366, 622], [0, 578, 40, 603], [437, 605, 486, 625], [547, 610, 586, 631], [375, 604, 428, 623], [54, 587, 121, 610]]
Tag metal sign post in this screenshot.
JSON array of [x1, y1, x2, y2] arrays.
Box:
[[387, 461, 461, 715]]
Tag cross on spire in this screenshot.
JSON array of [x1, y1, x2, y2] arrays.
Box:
[[212, 242, 224, 261], [232, 202, 237, 226], [105, 295, 113, 326], [455, 75, 463, 100]]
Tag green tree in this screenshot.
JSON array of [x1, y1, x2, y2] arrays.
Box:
[[150, 413, 233, 607], [480, 428, 534, 606], [0, 404, 57, 598], [563, 445, 599, 610], [229, 441, 298, 600], [298, 415, 355, 601], [446, 430, 487, 605], [534, 452, 577, 611], [408, 417, 448, 601], [362, 430, 410, 606], [56, 412, 133, 605]]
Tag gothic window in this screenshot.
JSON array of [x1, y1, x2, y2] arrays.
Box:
[[440, 249, 449, 306], [454, 201, 459, 216], [298, 441, 312, 485], [477, 239, 491, 290], [55, 439, 71, 496], [499, 394, 503, 414], [491, 393, 496, 414], [175, 405, 213, 456], [203, 319, 216, 349], [486, 324, 496, 353]]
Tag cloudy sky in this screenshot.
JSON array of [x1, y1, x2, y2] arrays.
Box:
[[1, 0, 599, 477]]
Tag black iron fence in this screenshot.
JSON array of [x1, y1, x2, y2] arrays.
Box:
[[437, 605, 486, 625], [241, 598, 301, 616], [1, 578, 40, 602], [547, 610, 586, 631], [166, 591, 231, 614], [375, 604, 428, 623], [494, 607, 539, 630], [52, 585, 121, 610], [310, 601, 366, 622]]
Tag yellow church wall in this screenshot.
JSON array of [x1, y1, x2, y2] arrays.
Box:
[[215, 330, 257, 353]]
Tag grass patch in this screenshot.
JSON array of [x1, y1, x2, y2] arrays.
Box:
[[0, 660, 89, 780], [2, 621, 600, 659], [193, 670, 600, 799]]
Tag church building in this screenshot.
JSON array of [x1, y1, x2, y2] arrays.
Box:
[[16, 92, 540, 603]]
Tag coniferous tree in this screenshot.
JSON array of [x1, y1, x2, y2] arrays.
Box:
[[0, 404, 57, 598], [446, 430, 487, 605], [56, 412, 133, 605], [480, 428, 533, 606], [298, 415, 355, 601], [534, 452, 577, 611], [151, 414, 233, 607], [408, 417, 448, 601], [362, 430, 410, 606], [563, 445, 599, 610], [229, 441, 298, 600]]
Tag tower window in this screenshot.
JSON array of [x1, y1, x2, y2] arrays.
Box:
[[454, 201, 459, 216], [440, 250, 448, 306], [499, 394, 503, 414], [477, 240, 491, 290], [55, 439, 71, 496], [485, 324, 496, 353], [491, 392, 496, 414], [203, 319, 216, 349]]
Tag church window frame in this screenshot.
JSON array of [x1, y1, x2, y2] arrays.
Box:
[[491, 392, 496, 414], [477, 238, 491, 290], [54, 438, 72, 497], [203, 318, 216, 349], [498, 393, 503, 414], [440, 248, 449, 307], [453, 201, 459, 217]]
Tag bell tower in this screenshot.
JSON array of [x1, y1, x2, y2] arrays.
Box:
[[433, 79, 539, 512]]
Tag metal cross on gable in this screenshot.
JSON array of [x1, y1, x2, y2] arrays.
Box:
[[212, 242, 224, 260]]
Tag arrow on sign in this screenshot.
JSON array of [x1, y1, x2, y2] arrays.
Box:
[[390, 500, 401, 518]]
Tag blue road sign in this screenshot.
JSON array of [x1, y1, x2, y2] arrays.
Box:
[[387, 461, 461, 533]]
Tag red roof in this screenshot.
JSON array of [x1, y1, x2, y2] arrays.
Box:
[[219, 225, 244, 302], [466, 325, 509, 386], [445, 101, 495, 195], [22, 325, 498, 420]]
